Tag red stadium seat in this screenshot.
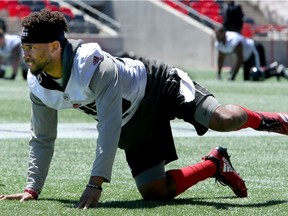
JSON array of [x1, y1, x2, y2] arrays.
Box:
[[59, 6, 75, 19], [211, 15, 223, 24], [241, 23, 254, 38], [189, 1, 222, 23], [7, 4, 31, 18], [7, 5, 18, 17], [45, 4, 59, 11], [0, 1, 6, 10], [6, 0, 19, 8], [18, 5, 32, 18], [190, 2, 206, 11]]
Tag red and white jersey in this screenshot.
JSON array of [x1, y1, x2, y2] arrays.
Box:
[[27, 43, 103, 109], [26, 41, 147, 190], [27, 43, 147, 126]]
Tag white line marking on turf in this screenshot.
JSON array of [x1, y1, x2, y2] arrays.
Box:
[[0, 122, 280, 139]]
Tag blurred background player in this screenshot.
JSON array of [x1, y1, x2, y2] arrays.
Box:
[[0, 18, 27, 80], [215, 26, 286, 81]]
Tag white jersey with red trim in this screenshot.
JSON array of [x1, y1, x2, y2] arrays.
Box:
[[27, 43, 147, 125], [27, 43, 103, 109]]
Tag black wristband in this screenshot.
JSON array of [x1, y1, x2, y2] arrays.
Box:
[[86, 183, 103, 191]]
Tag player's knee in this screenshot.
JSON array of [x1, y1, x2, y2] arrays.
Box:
[[138, 178, 173, 200], [139, 188, 172, 201]]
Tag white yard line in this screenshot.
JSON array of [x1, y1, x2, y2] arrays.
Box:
[[0, 122, 279, 139]]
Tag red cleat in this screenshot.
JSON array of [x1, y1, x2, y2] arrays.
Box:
[[203, 146, 248, 198], [256, 112, 288, 135]]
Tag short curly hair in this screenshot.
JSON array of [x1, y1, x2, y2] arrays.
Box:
[[22, 9, 68, 33]]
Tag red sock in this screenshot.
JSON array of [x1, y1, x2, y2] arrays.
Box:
[[167, 160, 217, 197], [239, 106, 262, 129]]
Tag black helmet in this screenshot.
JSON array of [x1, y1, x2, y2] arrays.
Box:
[[249, 67, 264, 81]]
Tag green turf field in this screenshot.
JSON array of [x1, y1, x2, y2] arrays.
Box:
[[0, 69, 287, 216]]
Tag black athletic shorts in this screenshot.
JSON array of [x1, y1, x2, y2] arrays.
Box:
[[119, 58, 215, 178]]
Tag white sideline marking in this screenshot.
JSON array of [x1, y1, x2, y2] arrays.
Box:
[[0, 122, 279, 139]]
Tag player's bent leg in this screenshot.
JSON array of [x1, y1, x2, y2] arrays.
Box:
[[136, 147, 247, 200], [136, 160, 218, 200], [209, 105, 288, 135], [193, 96, 247, 133], [194, 94, 288, 135]]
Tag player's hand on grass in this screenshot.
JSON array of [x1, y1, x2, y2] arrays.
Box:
[[76, 187, 102, 209], [0, 192, 34, 201]]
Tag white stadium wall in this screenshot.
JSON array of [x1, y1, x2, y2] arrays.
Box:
[[257, 38, 288, 67], [111, 0, 216, 70]]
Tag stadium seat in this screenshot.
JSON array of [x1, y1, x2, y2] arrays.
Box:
[[1, 0, 101, 35], [86, 21, 100, 34], [68, 20, 86, 33], [6, 1, 19, 16], [6, 0, 19, 7], [189, 0, 222, 24], [200, 7, 220, 17], [19, 0, 34, 6], [211, 15, 223, 23], [8, 4, 31, 18], [244, 17, 255, 25], [18, 6, 32, 18], [7, 2, 20, 17], [31, 2, 46, 12], [190, 1, 220, 12], [59, 6, 75, 20], [74, 14, 85, 22], [189, 2, 204, 12], [45, 5, 58, 11], [49, 1, 60, 7], [241, 23, 254, 38], [0, 1, 5, 10]]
